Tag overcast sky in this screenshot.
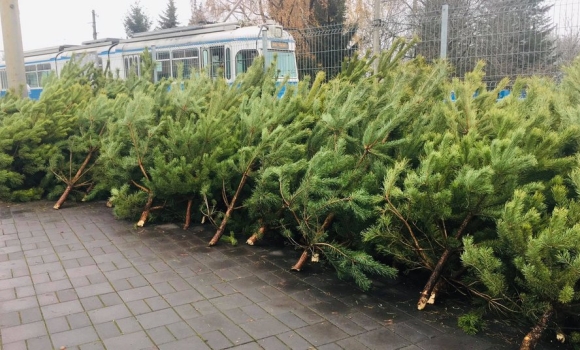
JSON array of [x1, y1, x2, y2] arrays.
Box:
[[0, 0, 194, 52]]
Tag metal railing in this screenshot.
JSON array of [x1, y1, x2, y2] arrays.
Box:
[[288, 0, 580, 87]]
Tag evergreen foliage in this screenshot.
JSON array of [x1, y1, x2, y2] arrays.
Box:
[[158, 0, 180, 30], [124, 1, 152, 37]]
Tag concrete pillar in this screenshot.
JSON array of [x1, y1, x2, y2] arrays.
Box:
[[0, 0, 27, 98]]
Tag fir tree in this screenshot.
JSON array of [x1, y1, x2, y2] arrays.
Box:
[[158, 0, 180, 30], [124, 1, 152, 37]]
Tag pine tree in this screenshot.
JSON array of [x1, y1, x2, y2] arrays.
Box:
[[158, 0, 180, 30], [208, 64, 305, 246], [0, 58, 96, 202], [124, 1, 152, 37], [462, 177, 580, 349], [146, 65, 247, 229], [99, 90, 165, 225], [364, 61, 580, 310], [49, 94, 116, 209]]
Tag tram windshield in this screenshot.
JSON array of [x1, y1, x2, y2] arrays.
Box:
[[266, 51, 298, 80]]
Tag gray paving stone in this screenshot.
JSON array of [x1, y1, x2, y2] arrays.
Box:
[[1, 320, 47, 344], [166, 321, 196, 340], [163, 288, 204, 306], [41, 299, 83, 319], [75, 281, 114, 298], [118, 285, 158, 302], [336, 337, 372, 349], [146, 325, 177, 345], [258, 336, 291, 349], [295, 321, 349, 346], [239, 315, 291, 339], [94, 321, 123, 339], [201, 330, 234, 349], [211, 292, 254, 311], [102, 330, 155, 349], [50, 325, 99, 348], [158, 336, 211, 350], [414, 333, 494, 350], [137, 308, 182, 329], [2, 340, 27, 350], [276, 330, 314, 349], [88, 304, 132, 324], [66, 312, 92, 329], [0, 295, 38, 313], [354, 328, 412, 350]]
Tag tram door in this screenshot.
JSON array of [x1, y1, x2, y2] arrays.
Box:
[[201, 46, 232, 80]]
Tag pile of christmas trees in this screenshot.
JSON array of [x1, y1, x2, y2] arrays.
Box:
[[1, 46, 580, 349]]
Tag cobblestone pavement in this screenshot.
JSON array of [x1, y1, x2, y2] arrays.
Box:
[[0, 200, 544, 350]]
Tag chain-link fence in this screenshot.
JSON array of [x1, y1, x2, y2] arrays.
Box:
[[289, 0, 580, 87]]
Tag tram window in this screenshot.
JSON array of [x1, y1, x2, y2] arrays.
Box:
[[209, 46, 224, 78], [156, 51, 171, 81], [157, 51, 170, 60], [171, 48, 199, 78], [124, 55, 141, 78], [0, 69, 7, 90], [37, 63, 52, 86], [25, 65, 39, 88], [266, 51, 298, 79], [157, 60, 172, 80], [235, 50, 258, 75]]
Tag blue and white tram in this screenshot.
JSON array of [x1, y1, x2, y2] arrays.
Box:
[[0, 21, 298, 99]]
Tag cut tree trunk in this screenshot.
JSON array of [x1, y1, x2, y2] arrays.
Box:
[[520, 306, 554, 350], [291, 250, 309, 271], [208, 170, 250, 246], [53, 150, 94, 210], [137, 193, 154, 227], [418, 248, 452, 310], [183, 199, 193, 230], [247, 225, 266, 245], [417, 213, 474, 310]]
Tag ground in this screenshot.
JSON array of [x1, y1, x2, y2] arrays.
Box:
[[0, 200, 570, 349]]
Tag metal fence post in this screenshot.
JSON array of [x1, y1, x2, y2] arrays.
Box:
[[151, 45, 157, 83], [440, 4, 449, 60], [373, 0, 381, 73]]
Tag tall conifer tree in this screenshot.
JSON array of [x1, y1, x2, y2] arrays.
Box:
[[158, 0, 180, 29]]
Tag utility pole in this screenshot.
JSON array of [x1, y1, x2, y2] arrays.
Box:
[[92, 10, 97, 40], [0, 0, 27, 98], [372, 0, 381, 73]]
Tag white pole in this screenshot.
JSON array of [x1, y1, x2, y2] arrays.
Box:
[[0, 0, 27, 98]]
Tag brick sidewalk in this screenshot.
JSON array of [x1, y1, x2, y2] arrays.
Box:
[[0, 200, 521, 349]]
